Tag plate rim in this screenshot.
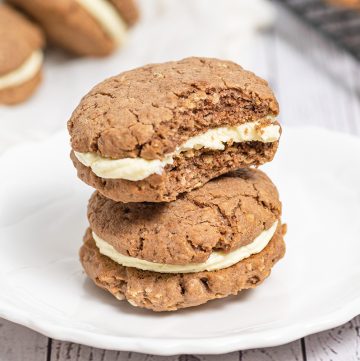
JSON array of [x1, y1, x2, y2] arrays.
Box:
[[1, 126, 360, 355], [1, 297, 360, 355]]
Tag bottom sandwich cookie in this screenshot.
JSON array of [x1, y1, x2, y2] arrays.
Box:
[[79, 168, 286, 311], [80, 224, 285, 311]]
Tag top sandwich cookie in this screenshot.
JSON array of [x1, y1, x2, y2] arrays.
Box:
[[68, 57, 281, 203], [8, 0, 139, 57], [0, 4, 44, 105]]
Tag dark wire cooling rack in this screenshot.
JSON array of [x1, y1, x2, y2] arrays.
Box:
[[274, 0, 360, 61]]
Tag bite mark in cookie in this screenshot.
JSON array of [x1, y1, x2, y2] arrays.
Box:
[[68, 57, 281, 202], [75, 117, 280, 181], [72, 141, 279, 202]]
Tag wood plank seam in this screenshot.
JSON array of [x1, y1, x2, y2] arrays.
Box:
[[47, 338, 53, 361], [301, 338, 307, 361]]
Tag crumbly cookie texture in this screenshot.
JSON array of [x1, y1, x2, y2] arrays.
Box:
[[7, 0, 138, 56], [68, 57, 279, 159], [88, 169, 281, 265], [71, 139, 278, 202], [0, 4, 44, 76], [80, 224, 286, 312]]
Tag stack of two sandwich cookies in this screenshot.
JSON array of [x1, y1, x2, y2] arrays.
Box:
[[68, 57, 286, 312]]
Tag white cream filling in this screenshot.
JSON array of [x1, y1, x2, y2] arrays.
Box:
[[76, 0, 127, 44], [0, 50, 43, 90], [93, 221, 278, 274], [75, 119, 280, 181]]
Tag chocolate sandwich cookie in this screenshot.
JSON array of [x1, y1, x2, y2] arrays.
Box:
[[0, 4, 44, 105], [8, 0, 139, 57], [80, 169, 286, 311], [69, 57, 282, 203]]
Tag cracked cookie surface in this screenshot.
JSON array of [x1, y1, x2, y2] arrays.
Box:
[[68, 57, 280, 202], [88, 169, 281, 265], [68, 57, 279, 159], [80, 223, 286, 311]]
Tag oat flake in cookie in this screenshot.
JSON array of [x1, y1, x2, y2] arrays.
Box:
[[68, 57, 282, 203], [0, 4, 44, 105], [80, 169, 286, 311], [7, 0, 139, 57]]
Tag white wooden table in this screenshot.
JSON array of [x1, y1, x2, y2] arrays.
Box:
[[1, 2, 360, 360]]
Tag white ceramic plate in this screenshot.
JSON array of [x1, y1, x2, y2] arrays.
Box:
[[0, 127, 359, 355]]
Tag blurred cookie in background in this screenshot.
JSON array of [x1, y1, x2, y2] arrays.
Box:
[[7, 0, 139, 57], [326, 0, 360, 9], [0, 4, 45, 105]]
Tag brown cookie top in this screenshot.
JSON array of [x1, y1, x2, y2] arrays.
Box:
[[0, 4, 44, 76], [68, 57, 279, 160], [88, 169, 281, 265], [80, 224, 286, 311]]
